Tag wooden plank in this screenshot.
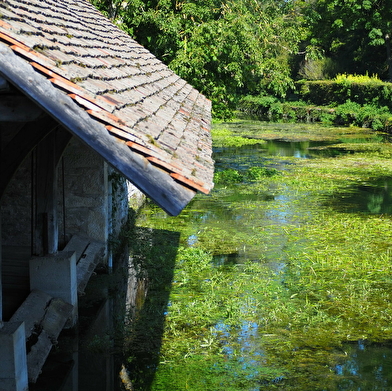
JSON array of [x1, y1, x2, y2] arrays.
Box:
[[76, 240, 105, 294], [69, 93, 103, 111], [30, 62, 118, 112], [10, 290, 52, 338], [86, 108, 127, 127], [11, 44, 56, 67], [41, 298, 73, 341], [26, 298, 73, 382], [105, 125, 140, 144], [0, 32, 32, 53], [62, 235, 89, 262], [48, 76, 85, 95], [147, 155, 183, 173], [0, 20, 13, 30], [33, 131, 58, 255]]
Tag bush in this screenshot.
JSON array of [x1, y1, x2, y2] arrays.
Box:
[[295, 76, 392, 109]]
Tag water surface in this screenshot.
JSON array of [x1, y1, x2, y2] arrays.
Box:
[[131, 120, 392, 390]]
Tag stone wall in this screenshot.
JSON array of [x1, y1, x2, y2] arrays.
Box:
[[1, 135, 137, 259], [1, 155, 31, 247], [58, 137, 109, 248]]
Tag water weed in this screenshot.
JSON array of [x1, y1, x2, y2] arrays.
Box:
[[127, 120, 392, 390]]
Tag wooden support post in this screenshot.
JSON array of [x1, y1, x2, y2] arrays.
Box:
[[33, 131, 58, 256]]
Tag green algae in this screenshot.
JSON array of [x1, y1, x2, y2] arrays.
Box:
[[127, 120, 392, 390]]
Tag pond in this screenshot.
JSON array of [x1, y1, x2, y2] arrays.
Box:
[[127, 120, 392, 390]]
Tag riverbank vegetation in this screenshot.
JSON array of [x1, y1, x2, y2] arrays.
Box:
[[91, 0, 392, 122], [87, 1, 392, 389]]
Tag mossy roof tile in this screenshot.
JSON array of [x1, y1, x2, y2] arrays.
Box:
[[0, 0, 213, 214]]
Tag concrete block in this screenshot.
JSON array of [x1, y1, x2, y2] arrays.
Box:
[[27, 330, 52, 383], [10, 290, 52, 338], [41, 298, 73, 341], [30, 252, 78, 326], [0, 322, 28, 391]]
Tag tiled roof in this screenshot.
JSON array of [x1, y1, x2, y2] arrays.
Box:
[[0, 0, 214, 215]]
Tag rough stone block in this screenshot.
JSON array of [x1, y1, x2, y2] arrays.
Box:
[[27, 330, 52, 383], [10, 290, 52, 338], [29, 252, 78, 326], [0, 322, 28, 391]]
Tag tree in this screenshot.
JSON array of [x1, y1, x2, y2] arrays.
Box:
[[90, 0, 306, 117], [305, 0, 392, 80]]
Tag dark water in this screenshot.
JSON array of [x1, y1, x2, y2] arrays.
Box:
[[336, 340, 392, 391]]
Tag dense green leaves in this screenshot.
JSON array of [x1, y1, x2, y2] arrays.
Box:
[[90, 0, 305, 117], [304, 0, 392, 79], [90, 0, 392, 118]]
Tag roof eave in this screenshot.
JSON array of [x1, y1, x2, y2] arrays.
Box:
[[0, 42, 196, 216]]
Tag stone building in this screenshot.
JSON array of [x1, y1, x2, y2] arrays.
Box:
[[0, 0, 214, 389]]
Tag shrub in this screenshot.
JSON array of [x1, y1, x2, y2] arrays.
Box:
[[295, 76, 392, 109]]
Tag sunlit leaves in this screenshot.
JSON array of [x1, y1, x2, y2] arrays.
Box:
[[90, 0, 305, 118]]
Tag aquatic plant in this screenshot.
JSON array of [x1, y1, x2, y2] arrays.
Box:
[[128, 120, 392, 390], [214, 167, 281, 184]]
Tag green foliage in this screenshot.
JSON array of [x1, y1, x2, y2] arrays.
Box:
[[90, 0, 305, 118], [295, 78, 392, 108], [211, 127, 266, 148], [214, 169, 243, 184], [131, 121, 392, 390], [334, 73, 384, 84], [214, 167, 281, 184], [238, 95, 335, 123], [303, 0, 392, 79], [239, 95, 392, 131]]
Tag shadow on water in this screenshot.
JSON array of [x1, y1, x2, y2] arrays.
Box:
[[324, 176, 392, 215], [29, 209, 179, 391], [123, 225, 180, 391]]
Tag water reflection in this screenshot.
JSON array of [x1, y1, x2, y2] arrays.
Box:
[[263, 140, 341, 158], [326, 177, 392, 215], [204, 135, 392, 389], [336, 340, 392, 390]]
